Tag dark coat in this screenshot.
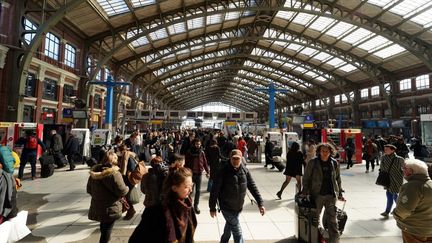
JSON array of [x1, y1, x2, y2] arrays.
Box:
[[50, 134, 63, 152], [284, 151, 304, 177], [87, 165, 129, 222], [206, 145, 223, 179], [209, 163, 263, 213], [64, 136, 79, 156], [185, 148, 209, 175], [380, 152, 404, 193]]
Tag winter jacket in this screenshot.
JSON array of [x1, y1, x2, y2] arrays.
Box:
[[185, 148, 209, 175], [50, 133, 63, 152], [209, 163, 263, 213], [87, 164, 129, 223], [380, 153, 404, 193], [394, 174, 432, 237], [302, 157, 342, 198], [64, 136, 80, 156], [141, 166, 167, 208], [206, 145, 223, 179], [0, 169, 17, 220]]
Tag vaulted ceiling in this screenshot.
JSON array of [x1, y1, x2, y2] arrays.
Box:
[[28, 0, 432, 111]]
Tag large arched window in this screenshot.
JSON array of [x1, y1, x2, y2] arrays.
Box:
[[44, 32, 60, 60], [65, 44, 76, 68]]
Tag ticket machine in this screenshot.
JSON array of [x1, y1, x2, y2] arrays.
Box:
[[90, 129, 112, 161], [0, 122, 15, 149], [70, 128, 91, 159]]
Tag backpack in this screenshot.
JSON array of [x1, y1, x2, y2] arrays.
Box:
[[128, 159, 148, 185], [0, 145, 16, 174], [27, 136, 38, 149]]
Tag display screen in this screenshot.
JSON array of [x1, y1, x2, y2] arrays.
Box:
[[231, 113, 241, 119], [203, 112, 213, 119], [245, 113, 254, 119], [362, 120, 377, 128], [141, 111, 150, 117], [187, 112, 196, 118], [72, 110, 87, 119], [217, 113, 226, 119], [392, 120, 406, 128], [197, 112, 203, 116], [155, 111, 165, 117], [126, 110, 135, 117], [377, 120, 390, 128], [292, 116, 305, 124], [170, 112, 179, 117]]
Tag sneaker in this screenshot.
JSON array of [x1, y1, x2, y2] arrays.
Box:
[[380, 212, 389, 217], [365, 170, 369, 173], [276, 191, 282, 200], [270, 166, 275, 169]]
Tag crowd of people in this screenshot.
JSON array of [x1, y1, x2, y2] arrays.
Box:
[[1, 127, 432, 243]]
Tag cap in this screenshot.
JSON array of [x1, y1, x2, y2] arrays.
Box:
[[230, 149, 242, 159], [384, 144, 396, 150]]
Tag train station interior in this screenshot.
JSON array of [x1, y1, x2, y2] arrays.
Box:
[[1, 0, 432, 242]]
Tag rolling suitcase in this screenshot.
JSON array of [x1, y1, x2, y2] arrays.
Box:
[[323, 200, 348, 235], [272, 156, 286, 172], [39, 153, 55, 178], [296, 195, 320, 243]]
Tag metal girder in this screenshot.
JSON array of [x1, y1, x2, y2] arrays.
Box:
[[304, 0, 432, 70], [89, 3, 432, 82], [173, 89, 263, 111], [129, 40, 353, 93], [159, 66, 316, 101], [179, 94, 259, 111], [166, 84, 267, 108], [165, 84, 268, 108]]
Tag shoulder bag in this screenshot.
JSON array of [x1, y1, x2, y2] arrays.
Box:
[[375, 158, 396, 188]]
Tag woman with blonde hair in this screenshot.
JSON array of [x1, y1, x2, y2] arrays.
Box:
[[87, 150, 129, 243]]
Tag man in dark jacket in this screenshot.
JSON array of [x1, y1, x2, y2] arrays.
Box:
[[185, 138, 209, 214], [64, 133, 80, 171], [50, 130, 66, 168], [209, 149, 265, 243]]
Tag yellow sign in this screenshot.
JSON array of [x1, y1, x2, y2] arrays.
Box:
[[224, 121, 236, 126], [151, 120, 163, 125], [92, 114, 99, 122], [303, 123, 314, 128], [0, 122, 14, 127], [62, 118, 74, 123]]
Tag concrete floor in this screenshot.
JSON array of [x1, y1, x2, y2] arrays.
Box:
[[14, 159, 403, 243]]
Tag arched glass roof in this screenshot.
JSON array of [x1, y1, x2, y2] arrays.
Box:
[[28, 0, 432, 111]]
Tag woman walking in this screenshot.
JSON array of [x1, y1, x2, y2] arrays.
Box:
[[276, 142, 305, 199], [87, 150, 129, 243]]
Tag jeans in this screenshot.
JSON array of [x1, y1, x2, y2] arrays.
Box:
[[99, 221, 115, 243], [221, 210, 243, 243], [385, 190, 398, 213], [192, 173, 202, 207], [19, 152, 37, 179]]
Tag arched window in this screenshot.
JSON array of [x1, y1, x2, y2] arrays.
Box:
[[44, 32, 60, 60], [23, 18, 37, 44], [65, 44, 76, 68]]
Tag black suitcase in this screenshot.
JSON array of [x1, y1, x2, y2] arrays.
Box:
[[295, 195, 320, 243], [272, 156, 285, 172], [41, 163, 55, 178], [323, 200, 348, 235]]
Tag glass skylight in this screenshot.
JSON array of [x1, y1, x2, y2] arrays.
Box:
[[96, 0, 129, 16], [131, 0, 156, 8], [148, 24, 168, 41], [313, 52, 332, 62], [373, 44, 406, 59], [126, 29, 149, 47], [225, 11, 241, 21], [286, 43, 303, 51], [357, 35, 390, 52], [167, 22, 186, 35], [292, 13, 316, 25], [326, 57, 345, 67], [300, 47, 318, 56], [341, 28, 374, 45], [367, 0, 393, 7], [409, 8, 432, 27], [275, 11, 295, 20], [338, 64, 357, 73], [187, 17, 204, 30], [390, 0, 429, 17], [325, 22, 354, 38], [207, 14, 223, 25], [308, 17, 335, 32]]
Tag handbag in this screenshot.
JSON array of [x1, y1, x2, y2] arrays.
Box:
[[375, 158, 396, 188], [126, 186, 140, 205]]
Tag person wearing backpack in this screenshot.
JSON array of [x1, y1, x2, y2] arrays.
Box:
[[15, 130, 46, 180], [302, 142, 344, 243]]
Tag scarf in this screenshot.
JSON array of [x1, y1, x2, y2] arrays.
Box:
[[165, 197, 197, 243]]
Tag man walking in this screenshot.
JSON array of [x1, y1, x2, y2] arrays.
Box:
[[209, 149, 265, 243], [393, 158, 432, 243]]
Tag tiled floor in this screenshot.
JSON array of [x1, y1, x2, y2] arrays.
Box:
[[14, 160, 404, 243]]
